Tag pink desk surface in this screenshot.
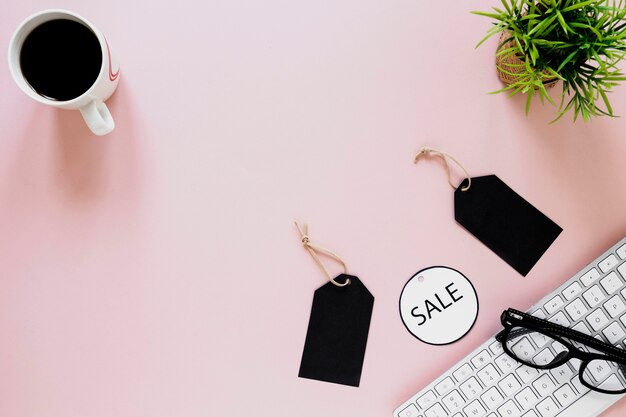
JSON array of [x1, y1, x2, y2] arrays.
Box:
[[1, 1, 626, 416]]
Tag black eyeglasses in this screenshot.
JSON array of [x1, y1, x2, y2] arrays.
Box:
[[497, 308, 626, 394]]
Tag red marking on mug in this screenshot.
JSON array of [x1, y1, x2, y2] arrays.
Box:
[[105, 38, 119, 81]]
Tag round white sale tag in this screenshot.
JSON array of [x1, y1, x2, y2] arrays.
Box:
[[399, 266, 479, 345]]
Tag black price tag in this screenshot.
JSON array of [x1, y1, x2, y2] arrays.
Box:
[[455, 175, 562, 276], [298, 274, 374, 387]]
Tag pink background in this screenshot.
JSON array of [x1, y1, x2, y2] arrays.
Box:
[[1, 1, 626, 416]]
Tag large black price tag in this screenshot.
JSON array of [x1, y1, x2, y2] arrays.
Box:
[[454, 175, 562, 276], [298, 274, 374, 387]]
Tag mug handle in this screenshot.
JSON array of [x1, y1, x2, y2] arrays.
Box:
[[79, 100, 115, 136]]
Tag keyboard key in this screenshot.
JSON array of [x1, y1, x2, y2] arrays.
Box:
[[424, 403, 446, 417], [602, 322, 626, 345], [536, 397, 559, 417], [442, 389, 466, 412], [549, 363, 575, 384], [434, 377, 454, 396], [533, 348, 556, 366], [453, 363, 472, 382], [498, 374, 522, 397], [604, 295, 626, 318], [471, 350, 492, 369], [477, 363, 500, 386], [522, 411, 539, 417], [463, 400, 487, 417], [599, 374, 622, 391], [459, 376, 482, 398], [581, 268, 601, 286], [551, 341, 567, 356], [565, 299, 588, 322], [570, 358, 582, 371], [480, 387, 503, 410], [531, 309, 546, 319], [497, 400, 521, 417], [618, 243, 626, 259], [416, 391, 436, 409], [544, 295, 564, 315], [586, 359, 613, 383], [516, 366, 539, 383], [572, 321, 591, 336], [600, 271, 623, 294], [571, 375, 590, 394], [489, 340, 503, 356], [599, 254, 619, 273], [514, 387, 538, 410], [583, 285, 606, 308], [532, 374, 556, 397], [620, 262, 626, 280], [586, 308, 610, 331], [554, 384, 576, 407], [562, 282, 582, 301], [547, 311, 570, 327], [529, 332, 552, 349], [495, 354, 516, 374], [398, 404, 419, 417], [509, 337, 536, 362]]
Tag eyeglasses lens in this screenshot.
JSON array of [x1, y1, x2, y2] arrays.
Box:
[[581, 357, 626, 393], [505, 327, 569, 367]]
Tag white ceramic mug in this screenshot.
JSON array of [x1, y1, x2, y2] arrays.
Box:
[[8, 9, 120, 136]]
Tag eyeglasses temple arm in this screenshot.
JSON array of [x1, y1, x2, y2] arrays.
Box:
[[502, 309, 626, 361]]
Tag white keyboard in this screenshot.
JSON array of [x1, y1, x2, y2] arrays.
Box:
[[394, 237, 626, 417]]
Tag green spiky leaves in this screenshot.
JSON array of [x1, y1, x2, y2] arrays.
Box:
[[473, 0, 626, 121]]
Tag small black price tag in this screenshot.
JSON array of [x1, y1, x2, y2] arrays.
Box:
[[454, 175, 562, 276], [298, 274, 374, 387]]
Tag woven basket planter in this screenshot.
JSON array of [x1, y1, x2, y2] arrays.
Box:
[[495, 32, 558, 88]]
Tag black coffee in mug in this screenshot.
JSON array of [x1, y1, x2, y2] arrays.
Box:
[[20, 19, 102, 101]]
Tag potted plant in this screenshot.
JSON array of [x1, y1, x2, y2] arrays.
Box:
[[474, 0, 626, 121]]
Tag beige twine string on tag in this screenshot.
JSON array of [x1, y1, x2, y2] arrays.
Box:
[[414, 147, 472, 192], [294, 222, 351, 287]]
